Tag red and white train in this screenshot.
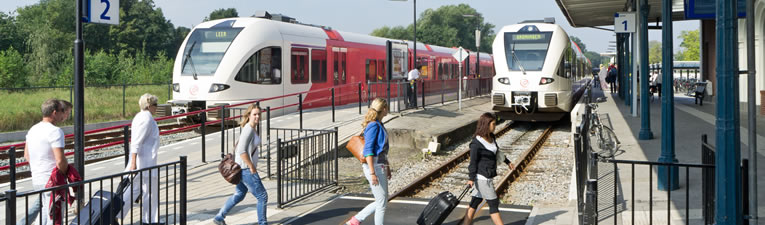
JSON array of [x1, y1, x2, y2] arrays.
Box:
[[169, 12, 494, 118]]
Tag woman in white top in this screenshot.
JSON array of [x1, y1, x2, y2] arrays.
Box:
[[214, 104, 268, 225], [121, 93, 161, 224]]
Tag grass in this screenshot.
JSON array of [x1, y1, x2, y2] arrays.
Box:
[[0, 85, 170, 132]]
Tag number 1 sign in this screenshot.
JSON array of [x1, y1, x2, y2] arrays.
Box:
[[614, 12, 635, 33], [84, 0, 119, 25]]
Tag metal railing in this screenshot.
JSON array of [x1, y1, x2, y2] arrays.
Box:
[[366, 78, 492, 112], [3, 156, 188, 225], [0, 83, 172, 118], [276, 128, 338, 208], [573, 86, 593, 224], [573, 87, 749, 224]]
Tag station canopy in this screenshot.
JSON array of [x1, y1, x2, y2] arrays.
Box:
[[555, 0, 686, 28]]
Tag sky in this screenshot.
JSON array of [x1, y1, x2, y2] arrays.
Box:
[[1, 0, 699, 54]]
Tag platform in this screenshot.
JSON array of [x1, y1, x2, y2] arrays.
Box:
[[2, 95, 503, 224], [527, 85, 765, 224], [283, 194, 531, 225]]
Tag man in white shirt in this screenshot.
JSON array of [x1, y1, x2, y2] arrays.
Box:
[[24, 99, 71, 225], [407, 66, 421, 108]]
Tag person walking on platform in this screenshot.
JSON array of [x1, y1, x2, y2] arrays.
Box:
[[407, 66, 421, 108], [121, 93, 162, 225], [655, 70, 662, 97], [24, 99, 73, 225], [598, 65, 608, 90], [461, 113, 514, 225], [214, 104, 268, 225], [607, 64, 618, 93], [346, 98, 391, 225]]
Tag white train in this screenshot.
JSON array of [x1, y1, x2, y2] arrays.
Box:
[[168, 12, 494, 120], [490, 18, 591, 122]]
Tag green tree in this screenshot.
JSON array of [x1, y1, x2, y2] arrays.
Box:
[[570, 36, 587, 52], [648, 40, 662, 64], [0, 12, 24, 54], [0, 47, 28, 88], [12, 0, 181, 86], [15, 0, 75, 85], [675, 29, 700, 61], [204, 8, 238, 21], [170, 26, 191, 57], [107, 0, 176, 56], [370, 4, 496, 53], [584, 51, 603, 68]]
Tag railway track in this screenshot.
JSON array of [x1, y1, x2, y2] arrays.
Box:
[[389, 122, 554, 201], [0, 123, 188, 183]]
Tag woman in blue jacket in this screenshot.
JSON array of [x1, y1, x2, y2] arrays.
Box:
[[347, 98, 390, 225]]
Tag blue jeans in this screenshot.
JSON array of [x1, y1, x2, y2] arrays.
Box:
[[354, 163, 388, 225], [215, 170, 268, 225]]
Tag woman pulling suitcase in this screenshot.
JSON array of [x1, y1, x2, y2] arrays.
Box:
[[461, 113, 514, 225]]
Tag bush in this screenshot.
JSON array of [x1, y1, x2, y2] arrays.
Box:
[[0, 47, 29, 88]]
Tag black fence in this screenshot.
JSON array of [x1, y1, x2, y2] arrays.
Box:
[[573, 83, 597, 224], [573, 83, 750, 224], [367, 78, 492, 112], [276, 128, 338, 208], [0, 83, 172, 118], [3, 156, 188, 225]]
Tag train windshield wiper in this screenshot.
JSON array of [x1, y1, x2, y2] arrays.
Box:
[[511, 42, 526, 75], [182, 41, 199, 80]]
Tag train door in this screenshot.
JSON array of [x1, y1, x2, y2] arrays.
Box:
[[332, 47, 347, 104]]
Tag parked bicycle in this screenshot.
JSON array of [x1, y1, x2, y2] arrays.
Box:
[[588, 98, 620, 158]]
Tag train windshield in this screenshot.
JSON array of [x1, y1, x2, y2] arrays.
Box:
[[504, 32, 552, 72], [181, 28, 243, 76]]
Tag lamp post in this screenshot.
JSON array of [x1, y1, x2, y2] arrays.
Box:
[[462, 14, 482, 78], [390, 0, 417, 66]]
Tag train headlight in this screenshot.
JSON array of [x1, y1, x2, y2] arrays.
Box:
[[539, 78, 555, 85], [209, 83, 231, 93], [172, 83, 180, 92], [498, 77, 510, 85]]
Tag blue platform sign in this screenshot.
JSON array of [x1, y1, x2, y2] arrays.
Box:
[[82, 0, 119, 25], [685, 0, 745, 19]]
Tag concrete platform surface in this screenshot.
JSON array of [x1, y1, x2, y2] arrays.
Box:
[[282, 194, 531, 225], [526, 84, 765, 225]]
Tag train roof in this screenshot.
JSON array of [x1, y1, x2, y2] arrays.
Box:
[[197, 16, 492, 60]]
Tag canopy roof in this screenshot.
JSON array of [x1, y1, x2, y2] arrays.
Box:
[[555, 0, 687, 28]]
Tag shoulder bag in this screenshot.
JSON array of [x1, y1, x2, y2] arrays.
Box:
[[346, 132, 366, 164]]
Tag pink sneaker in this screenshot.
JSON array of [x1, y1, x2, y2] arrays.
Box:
[[346, 217, 360, 225]]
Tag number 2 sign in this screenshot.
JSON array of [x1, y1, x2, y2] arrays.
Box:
[[84, 0, 119, 25], [614, 12, 635, 33]]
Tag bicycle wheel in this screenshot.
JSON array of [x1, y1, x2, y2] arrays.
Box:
[[598, 126, 620, 158]]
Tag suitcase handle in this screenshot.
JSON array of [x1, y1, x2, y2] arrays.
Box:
[[457, 184, 472, 201]]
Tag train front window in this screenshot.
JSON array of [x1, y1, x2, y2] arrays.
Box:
[[181, 28, 243, 76], [504, 32, 552, 72]]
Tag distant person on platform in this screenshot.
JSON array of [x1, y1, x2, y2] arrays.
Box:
[[24, 99, 76, 225], [121, 93, 161, 224], [407, 66, 421, 108], [598, 65, 608, 90], [607, 63, 618, 93]]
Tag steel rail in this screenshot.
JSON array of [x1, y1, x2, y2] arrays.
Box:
[[387, 121, 517, 200]]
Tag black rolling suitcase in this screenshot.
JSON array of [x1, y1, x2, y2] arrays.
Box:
[[70, 175, 133, 225], [416, 185, 472, 225]]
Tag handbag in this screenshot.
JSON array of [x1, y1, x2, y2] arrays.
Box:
[[219, 153, 242, 184], [346, 132, 366, 164], [218, 139, 255, 185]]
